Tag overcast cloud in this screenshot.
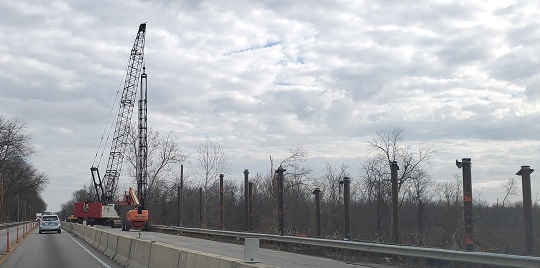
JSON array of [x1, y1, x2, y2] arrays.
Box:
[[1, 0, 540, 212]]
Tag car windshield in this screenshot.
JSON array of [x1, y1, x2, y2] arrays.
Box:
[[42, 216, 58, 221]]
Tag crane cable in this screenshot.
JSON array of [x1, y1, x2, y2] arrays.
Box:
[[92, 61, 131, 169]]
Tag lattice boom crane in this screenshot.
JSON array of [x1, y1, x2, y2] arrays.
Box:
[[73, 23, 147, 227]]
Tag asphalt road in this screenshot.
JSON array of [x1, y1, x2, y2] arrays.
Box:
[[0, 226, 121, 268]]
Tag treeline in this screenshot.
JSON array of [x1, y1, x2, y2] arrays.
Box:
[[60, 127, 539, 256], [143, 168, 539, 257], [0, 115, 48, 222]]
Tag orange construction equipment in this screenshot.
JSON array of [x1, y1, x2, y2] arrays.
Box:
[[119, 187, 148, 231]]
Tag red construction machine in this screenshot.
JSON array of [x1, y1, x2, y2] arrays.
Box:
[[73, 23, 149, 229]]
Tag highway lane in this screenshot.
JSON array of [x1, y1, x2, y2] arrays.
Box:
[[0, 227, 121, 268]]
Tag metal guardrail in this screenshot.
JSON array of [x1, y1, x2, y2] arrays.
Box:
[[152, 225, 540, 268], [0, 221, 33, 230]]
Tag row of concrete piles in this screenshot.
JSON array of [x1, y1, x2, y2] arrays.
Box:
[[305, 158, 535, 255], [178, 160, 536, 256]]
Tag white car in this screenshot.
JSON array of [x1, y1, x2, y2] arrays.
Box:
[[39, 214, 61, 234]]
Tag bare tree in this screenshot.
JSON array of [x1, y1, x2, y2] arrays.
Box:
[[407, 175, 437, 245], [0, 116, 34, 171], [437, 175, 463, 249], [124, 127, 189, 224], [360, 157, 390, 241], [270, 147, 310, 177], [367, 127, 435, 191], [500, 178, 518, 208], [0, 116, 47, 222], [317, 162, 349, 237], [195, 137, 230, 227]]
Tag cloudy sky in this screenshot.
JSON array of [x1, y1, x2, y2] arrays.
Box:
[[2, 0, 540, 212]]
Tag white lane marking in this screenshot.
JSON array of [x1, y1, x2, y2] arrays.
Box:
[[64, 231, 112, 268]]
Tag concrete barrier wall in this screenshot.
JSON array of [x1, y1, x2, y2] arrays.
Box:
[[73, 223, 79, 236], [62, 222, 72, 231], [149, 242, 180, 268], [91, 229, 102, 249], [85, 227, 96, 244], [82, 226, 92, 244], [71, 223, 78, 236], [126, 238, 152, 268], [97, 230, 109, 253], [180, 248, 274, 268], [73, 224, 80, 236], [113, 235, 132, 266], [63, 223, 275, 268], [81, 225, 87, 237], [104, 233, 118, 259], [77, 224, 83, 237]]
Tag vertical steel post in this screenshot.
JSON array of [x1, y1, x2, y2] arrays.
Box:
[[390, 161, 400, 244], [177, 186, 180, 227], [313, 188, 321, 237], [220, 174, 224, 230], [249, 182, 254, 232], [516, 165, 534, 255], [341, 177, 351, 240], [276, 167, 286, 236], [244, 169, 249, 231], [456, 158, 474, 251], [198, 187, 203, 228], [180, 164, 184, 227]]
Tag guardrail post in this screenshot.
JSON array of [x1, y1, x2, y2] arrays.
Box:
[[249, 181, 254, 232], [341, 177, 351, 240], [276, 167, 286, 236], [313, 188, 321, 237], [516, 165, 535, 256], [390, 161, 400, 244], [220, 174, 224, 230], [456, 158, 474, 251], [244, 169, 249, 231]]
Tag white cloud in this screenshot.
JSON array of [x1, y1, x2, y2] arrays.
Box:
[[2, 0, 540, 211]]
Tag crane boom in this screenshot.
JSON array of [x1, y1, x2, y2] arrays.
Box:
[[92, 23, 147, 205]]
